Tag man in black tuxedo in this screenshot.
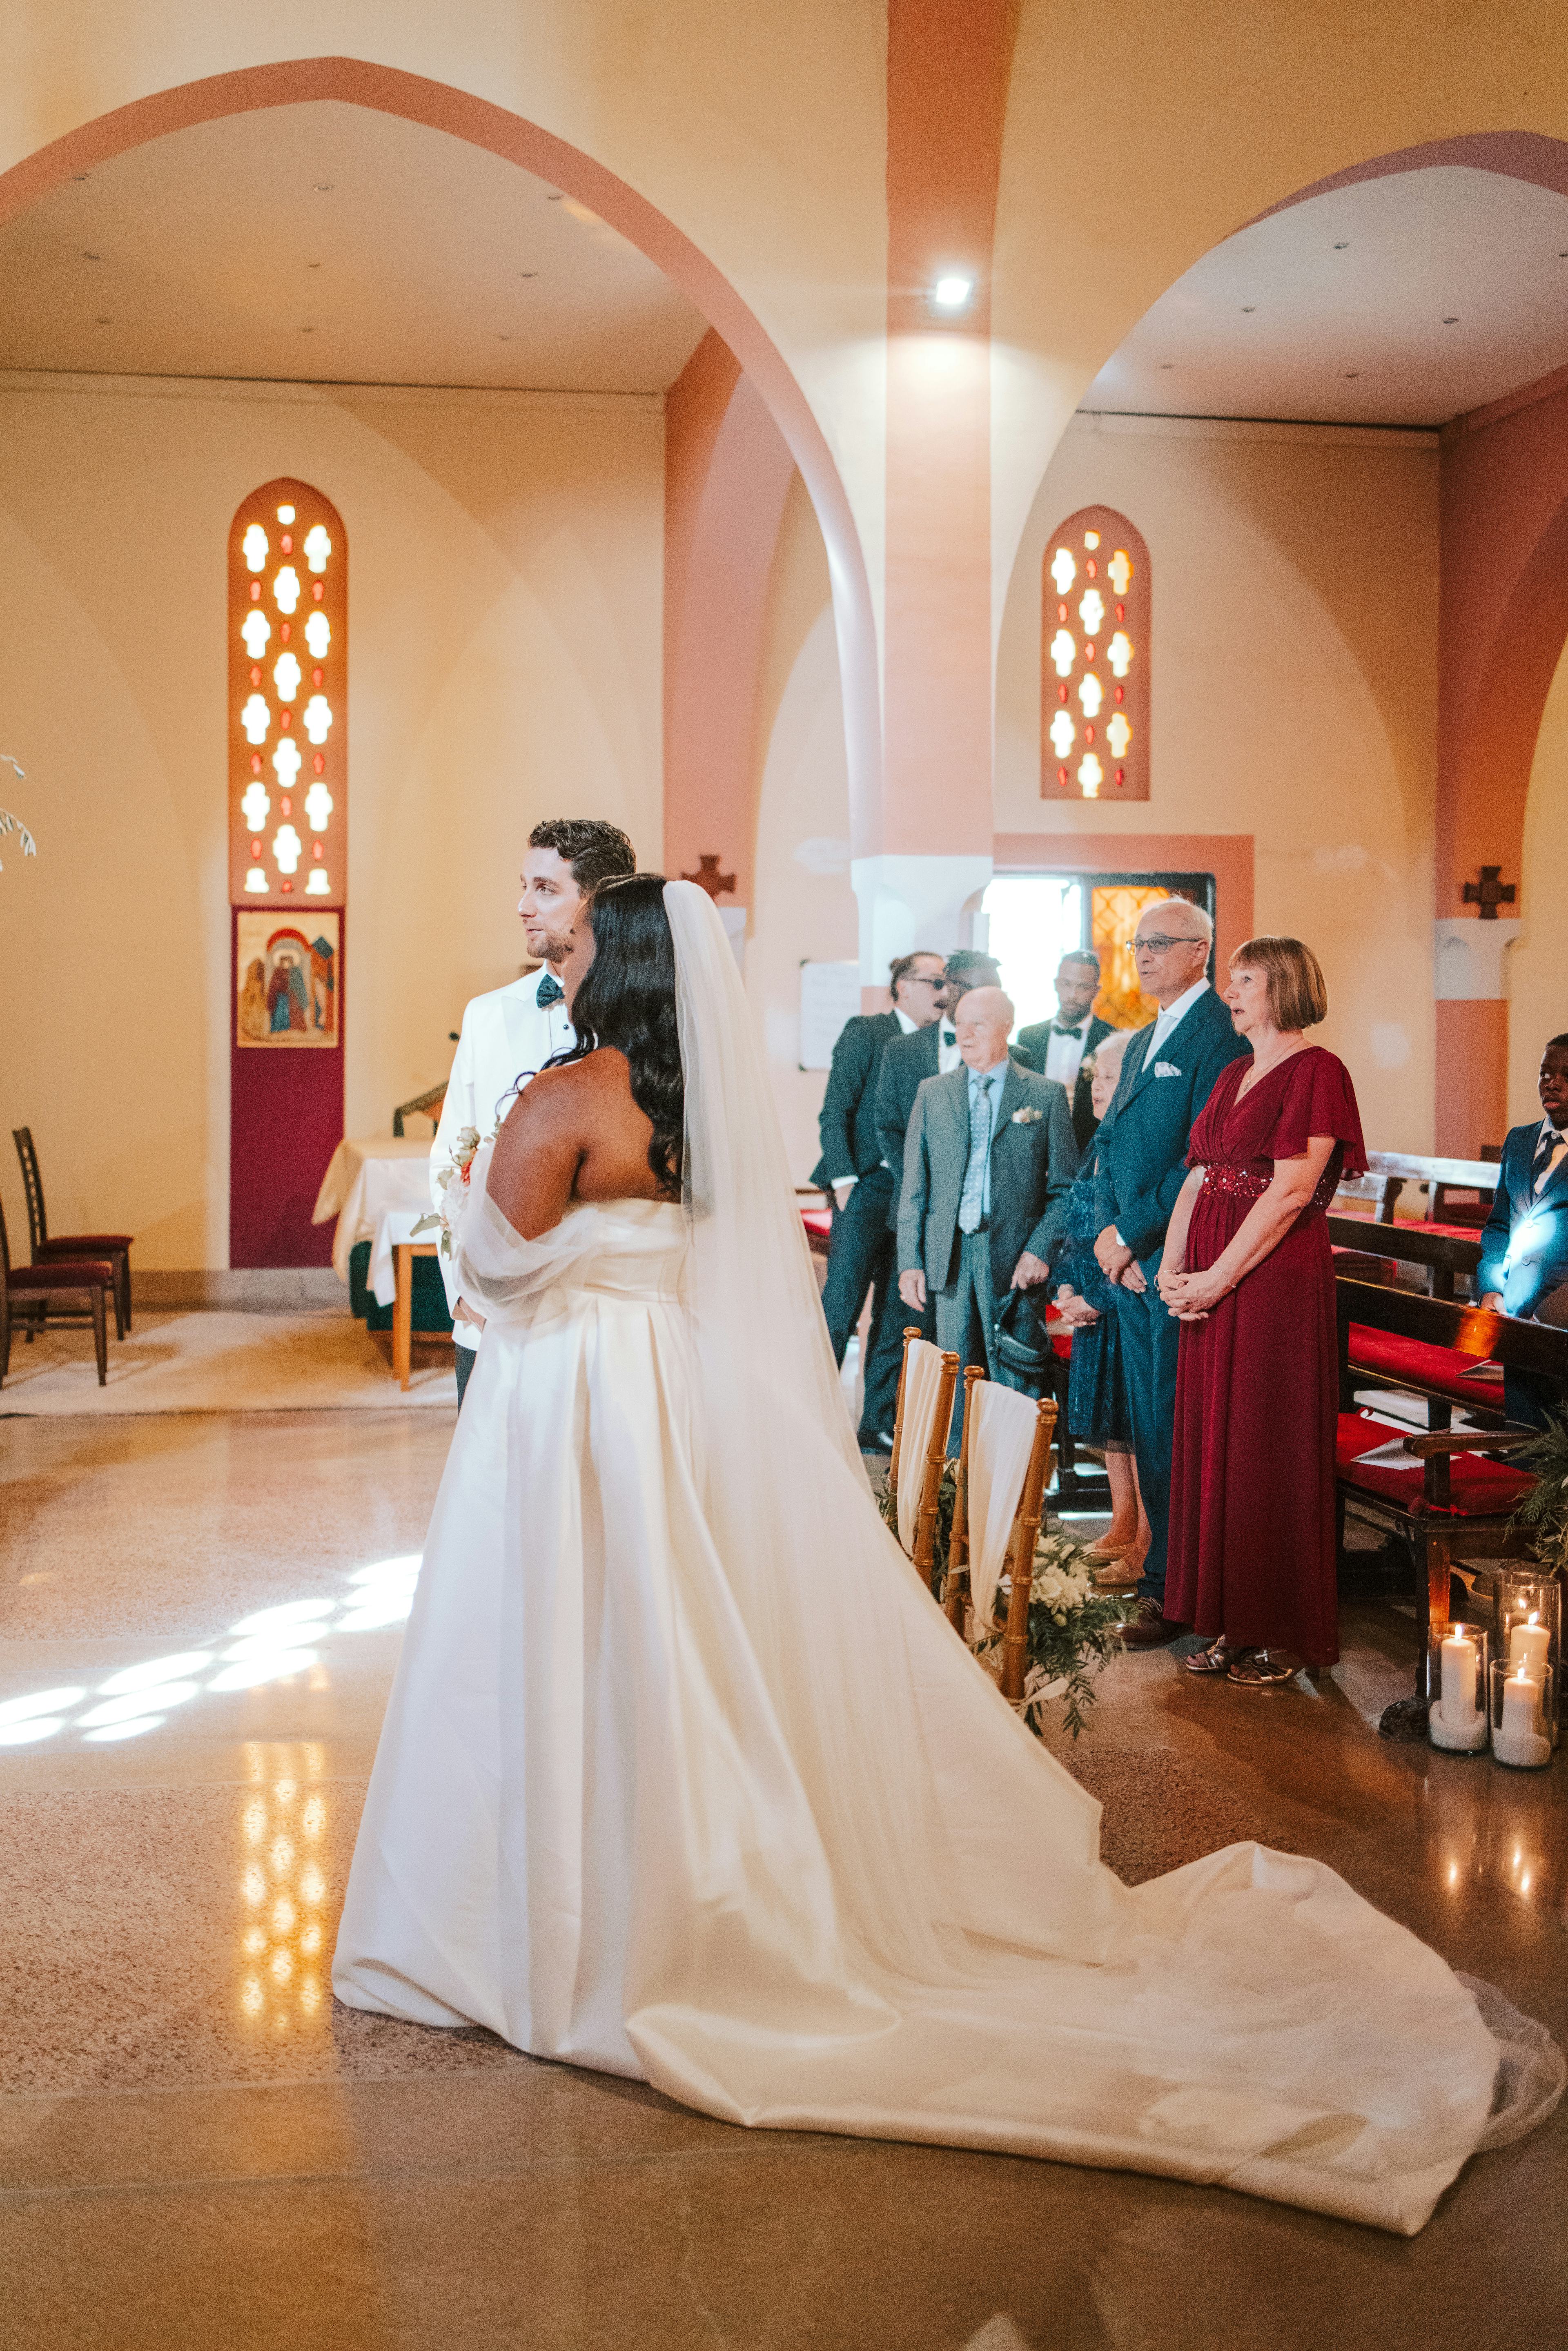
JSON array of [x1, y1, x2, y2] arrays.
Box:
[[813, 950, 946, 1448], [1091, 900, 1251, 1645], [1016, 951, 1116, 1153]]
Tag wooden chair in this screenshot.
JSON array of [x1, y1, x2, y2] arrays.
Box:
[[889, 1326, 958, 1594], [391, 1083, 448, 1137], [12, 1127, 132, 1336], [949, 1379, 1059, 1701], [0, 1194, 114, 1386]]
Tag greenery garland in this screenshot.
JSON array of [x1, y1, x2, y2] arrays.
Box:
[[878, 1466, 1125, 1740], [1510, 1414, 1568, 1573]]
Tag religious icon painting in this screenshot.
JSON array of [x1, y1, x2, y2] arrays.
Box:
[[236, 911, 340, 1047]]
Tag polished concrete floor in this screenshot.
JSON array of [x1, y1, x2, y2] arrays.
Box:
[[1, 1404, 1564, 2350]]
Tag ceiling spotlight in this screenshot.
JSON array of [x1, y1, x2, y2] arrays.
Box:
[[1160, 361, 1174, 370], [1443, 315, 1459, 325], [82, 251, 100, 261], [1334, 241, 1349, 251], [1241, 304, 1256, 314], [518, 270, 538, 279], [1345, 370, 1360, 378], [308, 261, 322, 270], [301, 325, 314, 333], [546, 192, 563, 201], [312, 183, 334, 194], [930, 274, 975, 314], [71, 172, 90, 183], [498, 333, 513, 341], [94, 316, 111, 326]]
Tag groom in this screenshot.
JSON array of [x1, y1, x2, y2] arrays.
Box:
[[434, 816, 637, 1405]]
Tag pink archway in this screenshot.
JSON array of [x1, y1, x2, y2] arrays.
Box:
[[0, 53, 882, 846]]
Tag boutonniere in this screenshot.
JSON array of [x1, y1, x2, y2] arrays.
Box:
[[1011, 1105, 1043, 1125]]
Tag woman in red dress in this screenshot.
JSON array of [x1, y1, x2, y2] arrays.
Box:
[[1158, 937, 1366, 1687]]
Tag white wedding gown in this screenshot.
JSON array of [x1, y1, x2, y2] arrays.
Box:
[[335, 885, 1558, 2237]]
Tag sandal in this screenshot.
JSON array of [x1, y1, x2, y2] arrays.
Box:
[[1184, 1638, 1236, 1677], [1226, 1648, 1297, 1688]]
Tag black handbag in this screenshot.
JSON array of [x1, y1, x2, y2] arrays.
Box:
[[991, 1285, 1052, 1385]]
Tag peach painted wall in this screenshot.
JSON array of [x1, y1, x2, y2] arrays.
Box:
[[996, 414, 1440, 1150], [0, 374, 663, 1269], [1511, 633, 1568, 1130]]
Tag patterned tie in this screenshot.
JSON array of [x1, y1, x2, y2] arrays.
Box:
[[1534, 1124, 1568, 1193], [536, 972, 565, 1007], [958, 1072, 995, 1234]]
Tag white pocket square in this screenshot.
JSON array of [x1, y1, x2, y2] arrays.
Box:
[[1153, 1061, 1182, 1077]]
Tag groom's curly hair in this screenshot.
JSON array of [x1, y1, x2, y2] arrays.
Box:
[[550, 874, 683, 1198], [528, 816, 637, 892]]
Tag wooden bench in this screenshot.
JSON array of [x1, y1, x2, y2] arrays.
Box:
[[1332, 1274, 1568, 1735], [1339, 1150, 1498, 1230]]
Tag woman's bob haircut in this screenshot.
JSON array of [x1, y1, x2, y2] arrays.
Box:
[[1229, 935, 1329, 1031]]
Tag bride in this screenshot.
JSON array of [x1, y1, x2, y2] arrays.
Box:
[[334, 875, 1557, 2235]]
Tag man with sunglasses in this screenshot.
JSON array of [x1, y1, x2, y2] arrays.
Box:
[[1091, 900, 1251, 1645], [813, 950, 947, 1450]]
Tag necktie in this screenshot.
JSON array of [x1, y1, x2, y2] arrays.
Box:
[[941, 1025, 956, 1046], [536, 972, 565, 1008], [1051, 1022, 1084, 1038], [958, 1074, 994, 1234], [1534, 1126, 1568, 1193]]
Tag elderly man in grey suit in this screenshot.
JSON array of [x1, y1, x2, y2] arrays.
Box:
[[897, 988, 1078, 1403]]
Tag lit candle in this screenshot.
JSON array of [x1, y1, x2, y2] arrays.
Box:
[[1508, 1612, 1550, 1678], [1440, 1628, 1480, 1733], [1493, 1663, 1551, 1769]]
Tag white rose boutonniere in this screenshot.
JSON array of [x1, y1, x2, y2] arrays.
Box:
[[1011, 1105, 1043, 1125]]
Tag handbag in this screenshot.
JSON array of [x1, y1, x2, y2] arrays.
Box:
[[991, 1284, 1052, 1385]]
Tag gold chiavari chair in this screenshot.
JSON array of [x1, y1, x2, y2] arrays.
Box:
[[942, 1364, 984, 1632], [956, 1379, 1059, 1703], [998, 1395, 1058, 1702], [888, 1326, 959, 1595]]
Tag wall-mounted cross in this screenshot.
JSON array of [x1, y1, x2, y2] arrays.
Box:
[[1461, 866, 1516, 921], [682, 854, 736, 901]]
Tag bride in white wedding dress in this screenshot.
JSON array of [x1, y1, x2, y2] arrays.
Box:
[[334, 876, 1559, 2235]]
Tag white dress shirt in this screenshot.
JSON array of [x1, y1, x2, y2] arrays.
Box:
[[432, 966, 575, 1347], [937, 1021, 962, 1074], [1533, 1115, 1568, 1194], [1042, 1021, 1090, 1089], [1149, 976, 1211, 1060]]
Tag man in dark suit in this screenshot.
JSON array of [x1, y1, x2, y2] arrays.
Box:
[[897, 987, 1078, 1402], [1477, 1032, 1568, 1429], [1016, 951, 1116, 1153], [813, 949, 946, 1448], [1091, 900, 1251, 1645]]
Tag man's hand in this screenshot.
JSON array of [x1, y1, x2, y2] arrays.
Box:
[[1011, 1250, 1050, 1290], [1119, 1259, 1148, 1294], [898, 1268, 927, 1311], [1094, 1224, 1134, 1280], [454, 1298, 487, 1332], [1479, 1290, 1503, 1313], [833, 1181, 855, 1214]]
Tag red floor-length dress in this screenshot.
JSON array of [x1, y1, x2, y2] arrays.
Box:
[[1165, 1047, 1366, 1666]]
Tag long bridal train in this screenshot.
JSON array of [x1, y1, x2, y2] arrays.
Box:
[[334, 882, 1560, 2237]]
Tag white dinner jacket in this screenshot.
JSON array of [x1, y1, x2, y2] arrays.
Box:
[[432, 966, 575, 1346]]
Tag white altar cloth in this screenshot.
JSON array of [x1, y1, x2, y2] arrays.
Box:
[[312, 1138, 434, 1286]]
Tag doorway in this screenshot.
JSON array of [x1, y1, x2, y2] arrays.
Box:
[[978, 870, 1216, 1031]]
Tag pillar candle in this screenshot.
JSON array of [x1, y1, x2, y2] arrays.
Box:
[[1493, 1665, 1551, 1769], [1439, 1629, 1479, 1731], [1508, 1613, 1551, 1678]]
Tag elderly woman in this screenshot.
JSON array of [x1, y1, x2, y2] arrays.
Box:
[[1052, 1027, 1148, 1584], [1158, 936, 1366, 1687]]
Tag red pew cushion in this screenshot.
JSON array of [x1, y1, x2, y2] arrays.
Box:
[[1346, 1323, 1502, 1408], [800, 1208, 832, 1257], [1336, 1410, 1535, 1515]]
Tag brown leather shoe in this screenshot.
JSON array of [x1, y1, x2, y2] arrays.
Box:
[[1118, 1598, 1187, 1648]]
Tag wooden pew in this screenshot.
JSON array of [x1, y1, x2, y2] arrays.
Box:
[[1332, 1273, 1568, 1736], [1340, 1150, 1498, 1228], [1326, 1213, 1480, 1303]]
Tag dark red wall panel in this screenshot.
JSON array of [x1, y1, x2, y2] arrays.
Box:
[[229, 909, 344, 1269]]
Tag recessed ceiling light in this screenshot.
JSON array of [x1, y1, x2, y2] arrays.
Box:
[[1443, 316, 1459, 325], [1160, 361, 1174, 370], [82, 251, 100, 261], [546, 192, 563, 201], [930, 273, 975, 313], [1241, 305, 1256, 313], [1345, 370, 1360, 378], [312, 183, 334, 194], [518, 270, 538, 279], [308, 261, 322, 270], [1334, 242, 1349, 251], [71, 172, 89, 183], [94, 316, 111, 325], [301, 325, 314, 333], [498, 333, 513, 341]]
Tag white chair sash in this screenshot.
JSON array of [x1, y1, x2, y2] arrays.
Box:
[[965, 1379, 1040, 1634], [895, 1339, 949, 1551]]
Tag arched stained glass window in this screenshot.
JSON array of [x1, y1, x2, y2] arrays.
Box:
[[229, 479, 346, 906], [1041, 506, 1150, 802]]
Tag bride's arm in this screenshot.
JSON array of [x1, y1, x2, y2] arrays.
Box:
[[484, 1066, 586, 1240]]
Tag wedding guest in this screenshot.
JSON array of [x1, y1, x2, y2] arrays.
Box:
[[896, 988, 1077, 1399], [1159, 936, 1366, 1687], [813, 951, 946, 1451], [1477, 1032, 1568, 1428], [1016, 951, 1114, 1152], [435, 816, 637, 1406], [1091, 899, 1251, 1646], [1051, 1028, 1147, 1584]]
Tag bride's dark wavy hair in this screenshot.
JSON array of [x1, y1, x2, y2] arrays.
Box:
[[547, 873, 683, 1197]]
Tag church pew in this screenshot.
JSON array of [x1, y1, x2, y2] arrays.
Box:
[[1332, 1274, 1567, 1735]]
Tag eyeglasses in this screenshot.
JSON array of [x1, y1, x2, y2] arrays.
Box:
[[901, 974, 944, 988], [1133, 933, 1204, 954]]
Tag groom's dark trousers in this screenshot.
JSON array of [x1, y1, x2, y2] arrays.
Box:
[[1091, 990, 1250, 1606]]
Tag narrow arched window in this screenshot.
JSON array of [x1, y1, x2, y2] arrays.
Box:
[[1042, 506, 1149, 802], [229, 479, 346, 905]]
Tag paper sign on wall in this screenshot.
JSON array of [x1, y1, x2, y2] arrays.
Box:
[[799, 960, 862, 1070]]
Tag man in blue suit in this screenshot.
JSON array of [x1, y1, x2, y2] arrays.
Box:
[[1477, 1032, 1568, 1429], [1091, 900, 1252, 1645]]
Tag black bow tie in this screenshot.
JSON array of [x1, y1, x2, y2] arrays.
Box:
[[536, 972, 565, 1007], [1052, 1022, 1085, 1037]]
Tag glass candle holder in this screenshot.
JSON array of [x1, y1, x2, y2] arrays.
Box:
[[1428, 1622, 1490, 1753], [1490, 1658, 1556, 1770], [1493, 1570, 1562, 1747]]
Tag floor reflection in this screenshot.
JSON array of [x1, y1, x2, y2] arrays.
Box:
[[236, 1740, 333, 2039], [1418, 1749, 1566, 1919]]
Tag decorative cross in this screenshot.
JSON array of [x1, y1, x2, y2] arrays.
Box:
[[1461, 866, 1517, 921], [682, 853, 736, 902]]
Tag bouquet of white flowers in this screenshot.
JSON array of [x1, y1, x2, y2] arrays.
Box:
[[411, 1124, 493, 1259]]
